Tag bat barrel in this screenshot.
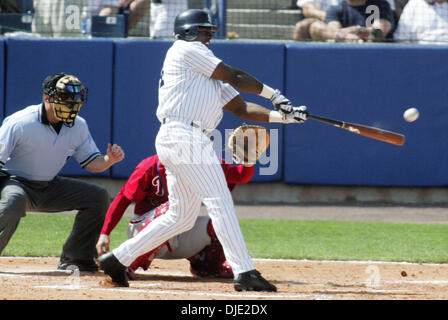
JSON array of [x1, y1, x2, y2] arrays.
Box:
[[341, 122, 405, 146], [307, 113, 405, 146]]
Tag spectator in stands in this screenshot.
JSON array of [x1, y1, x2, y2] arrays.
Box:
[[0, 0, 20, 13], [394, 0, 409, 21], [393, 0, 448, 44], [90, 0, 187, 38], [149, 0, 188, 39], [300, 0, 394, 42], [294, 0, 340, 40], [293, 0, 396, 41], [91, 0, 151, 31]]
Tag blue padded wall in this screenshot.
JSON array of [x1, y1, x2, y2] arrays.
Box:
[[284, 44, 448, 186], [212, 41, 285, 182], [111, 40, 172, 178], [4, 38, 447, 187], [0, 39, 4, 122], [4, 38, 114, 176]]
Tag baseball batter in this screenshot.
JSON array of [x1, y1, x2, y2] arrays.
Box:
[[98, 9, 308, 291], [96, 154, 254, 279]]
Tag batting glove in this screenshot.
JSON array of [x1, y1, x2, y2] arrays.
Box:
[[293, 105, 308, 123], [271, 89, 293, 115], [282, 106, 307, 123], [281, 106, 308, 124]]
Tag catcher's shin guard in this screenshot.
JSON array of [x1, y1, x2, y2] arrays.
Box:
[[127, 212, 172, 275], [128, 241, 169, 273], [207, 219, 217, 242], [188, 220, 234, 278]]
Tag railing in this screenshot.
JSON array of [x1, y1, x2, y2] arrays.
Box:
[[1, 0, 446, 44]]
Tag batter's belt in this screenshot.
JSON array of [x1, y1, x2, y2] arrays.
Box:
[[162, 117, 206, 132]]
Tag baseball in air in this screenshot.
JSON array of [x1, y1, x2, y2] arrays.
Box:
[[403, 107, 419, 122]]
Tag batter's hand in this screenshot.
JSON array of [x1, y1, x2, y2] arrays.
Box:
[[271, 89, 292, 115], [96, 234, 111, 256], [282, 106, 308, 123], [292, 105, 308, 123], [107, 143, 125, 164]]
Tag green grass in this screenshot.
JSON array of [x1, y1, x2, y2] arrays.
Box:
[[2, 214, 130, 256], [3, 215, 448, 263], [240, 219, 448, 263]]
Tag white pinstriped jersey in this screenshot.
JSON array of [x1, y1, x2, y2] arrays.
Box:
[[156, 40, 239, 130]]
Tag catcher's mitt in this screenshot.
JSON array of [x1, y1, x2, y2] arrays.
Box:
[[227, 124, 270, 165]]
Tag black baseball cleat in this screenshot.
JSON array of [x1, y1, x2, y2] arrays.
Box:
[[57, 257, 98, 272], [234, 270, 277, 292], [97, 252, 129, 287]]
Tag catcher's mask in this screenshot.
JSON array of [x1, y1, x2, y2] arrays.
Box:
[[43, 73, 88, 127], [174, 9, 219, 41]]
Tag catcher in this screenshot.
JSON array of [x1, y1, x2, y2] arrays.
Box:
[[96, 141, 265, 279]]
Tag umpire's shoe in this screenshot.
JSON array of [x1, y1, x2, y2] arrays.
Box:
[[97, 252, 129, 287], [57, 255, 98, 272], [234, 270, 277, 292]]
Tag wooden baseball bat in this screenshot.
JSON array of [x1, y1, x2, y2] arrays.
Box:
[[308, 114, 405, 146]]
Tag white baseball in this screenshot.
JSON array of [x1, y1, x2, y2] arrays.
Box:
[[403, 108, 419, 122]]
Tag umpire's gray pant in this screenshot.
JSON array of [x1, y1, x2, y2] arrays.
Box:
[[0, 175, 109, 261]]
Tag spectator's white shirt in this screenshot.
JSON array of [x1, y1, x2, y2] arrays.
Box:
[[296, 0, 395, 11], [150, 0, 188, 38], [394, 0, 448, 44]]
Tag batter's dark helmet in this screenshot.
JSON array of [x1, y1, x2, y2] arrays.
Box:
[[174, 9, 219, 41]]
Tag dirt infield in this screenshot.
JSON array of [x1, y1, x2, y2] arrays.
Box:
[[1, 256, 447, 300], [2, 205, 448, 301]]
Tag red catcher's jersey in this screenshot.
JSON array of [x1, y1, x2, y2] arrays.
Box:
[[122, 155, 168, 215]]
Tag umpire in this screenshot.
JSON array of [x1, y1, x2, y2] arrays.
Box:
[[0, 73, 125, 271]]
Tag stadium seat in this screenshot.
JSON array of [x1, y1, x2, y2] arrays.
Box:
[[91, 15, 127, 38], [0, 13, 33, 35]]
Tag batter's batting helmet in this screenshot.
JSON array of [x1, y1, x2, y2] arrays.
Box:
[[174, 9, 219, 41]]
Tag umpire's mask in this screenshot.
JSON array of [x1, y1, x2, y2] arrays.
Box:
[[44, 74, 88, 127]]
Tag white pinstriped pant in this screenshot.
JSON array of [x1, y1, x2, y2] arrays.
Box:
[[112, 121, 256, 275]]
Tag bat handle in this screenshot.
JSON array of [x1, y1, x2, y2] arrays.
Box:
[[308, 114, 344, 128]]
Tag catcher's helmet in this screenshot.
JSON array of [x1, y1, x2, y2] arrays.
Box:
[[42, 73, 88, 127], [174, 9, 219, 41]]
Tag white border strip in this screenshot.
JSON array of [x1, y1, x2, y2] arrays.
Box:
[[1, 256, 445, 267], [34, 284, 414, 299], [4, 272, 448, 287], [35, 285, 315, 299], [253, 258, 446, 266]]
